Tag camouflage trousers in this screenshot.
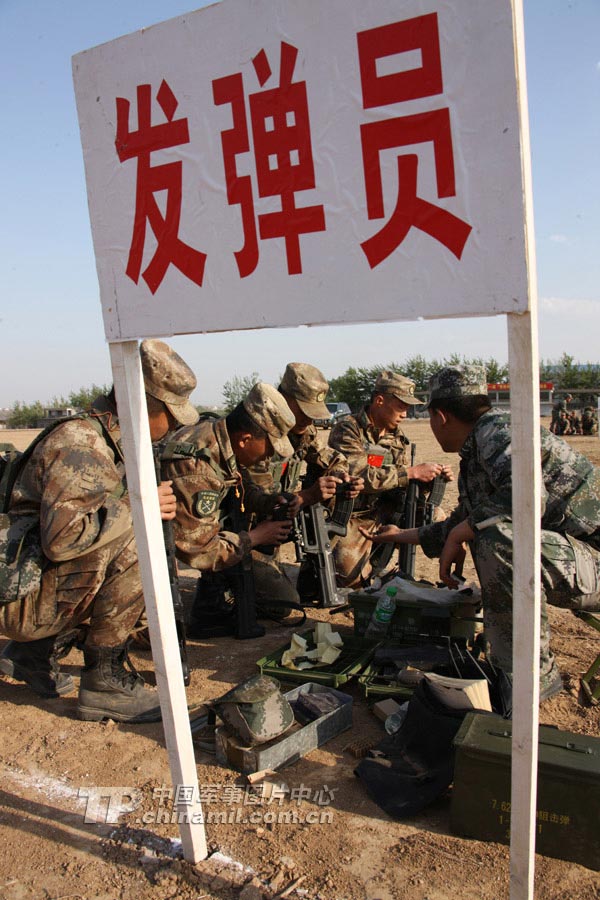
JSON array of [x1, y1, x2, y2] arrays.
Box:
[[252, 550, 300, 608], [333, 510, 398, 589], [0, 528, 144, 647], [472, 520, 600, 678]]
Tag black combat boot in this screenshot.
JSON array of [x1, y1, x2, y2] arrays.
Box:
[[0, 636, 76, 697], [77, 644, 162, 723]]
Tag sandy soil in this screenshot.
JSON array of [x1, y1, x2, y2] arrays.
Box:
[[1, 421, 599, 900]]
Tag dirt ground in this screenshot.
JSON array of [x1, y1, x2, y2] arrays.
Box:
[[1, 420, 600, 900]]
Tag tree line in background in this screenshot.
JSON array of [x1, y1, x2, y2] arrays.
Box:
[[5, 354, 600, 427]]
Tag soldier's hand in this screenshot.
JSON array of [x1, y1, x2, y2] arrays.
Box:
[[439, 521, 474, 588], [358, 524, 402, 543], [407, 462, 445, 482], [301, 475, 342, 507], [343, 474, 364, 498], [440, 465, 454, 482], [276, 493, 301, 518], [157, 480, 177, 521], [249, 519, 292, 548]]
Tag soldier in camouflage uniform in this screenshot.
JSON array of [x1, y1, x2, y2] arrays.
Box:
[[328, 370, 452, 588], [162, 383, 297, 634], [550, 393, 572, 434], [361, 365, 600, 710], [0, 340, 198, 723], [246, 363, 361, 608], [582, 406, 599, 436]]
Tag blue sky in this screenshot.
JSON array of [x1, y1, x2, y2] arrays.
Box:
[[1, 0, 599, 408]]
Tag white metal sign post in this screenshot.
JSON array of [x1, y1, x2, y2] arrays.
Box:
[[74, 0, 541, 892]]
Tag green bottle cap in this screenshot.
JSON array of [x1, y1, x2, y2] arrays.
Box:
[[386, 586, 398, 598]]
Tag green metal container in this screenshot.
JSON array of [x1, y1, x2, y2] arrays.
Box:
[[451, 712, 600, 870], [350, 590, 479, 643], [256, 630, 378, 688]]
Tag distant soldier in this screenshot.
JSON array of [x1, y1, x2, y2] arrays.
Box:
[[550, 393, 572, 434], [554, 410, 570, 436], [568, 410, 582, 435], [582, 406, 599, 436]]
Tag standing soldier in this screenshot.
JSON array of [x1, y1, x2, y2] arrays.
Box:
[[550, 393, 572, 433]]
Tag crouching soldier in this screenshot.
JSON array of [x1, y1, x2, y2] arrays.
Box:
[[162, 383, 297, 636], [0, 340, 198, 723], [361, 366, 600, 714]]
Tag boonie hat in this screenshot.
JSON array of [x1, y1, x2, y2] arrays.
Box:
[[279, 362, 330, 420], [374, 371, 423, 406], [427, 365, 488, 406], [140, 339, 199, 426], [243, 383, 295, 458]]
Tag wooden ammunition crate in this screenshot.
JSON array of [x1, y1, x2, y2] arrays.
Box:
[[451, 712, 600, 870]]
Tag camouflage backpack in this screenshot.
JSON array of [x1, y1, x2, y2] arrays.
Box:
[[211, 674, 294, 746]]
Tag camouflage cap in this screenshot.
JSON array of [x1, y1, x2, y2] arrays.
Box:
[[279, 362, 330, 420], [428, 365, 488, 405], [374, 370, 423, 406], [140, 339, 199, 426], [243, 382, 295, 458]]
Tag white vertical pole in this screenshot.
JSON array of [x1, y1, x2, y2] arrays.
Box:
[[507, 313, 541, 900], [507, 2, 541, 896], [109, 340, 207, 863]]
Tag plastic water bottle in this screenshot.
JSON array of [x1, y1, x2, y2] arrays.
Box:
[[365, 586, 397, 638], [385, 702, 409, 735]]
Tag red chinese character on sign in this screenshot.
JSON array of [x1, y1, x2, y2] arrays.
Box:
[[115, 80, 207, 294], [213, 42, 326, 277], [357, 14, 472, 269]]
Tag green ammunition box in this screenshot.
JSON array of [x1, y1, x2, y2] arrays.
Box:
[[350, 590, 479, 643], [451, 712, 600, 870]]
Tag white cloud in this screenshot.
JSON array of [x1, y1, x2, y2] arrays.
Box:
[[540, 296, 600, 317], [549, 233, 568, 244]]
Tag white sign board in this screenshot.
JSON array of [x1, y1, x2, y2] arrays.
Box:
[[73, 0, 528, 340]]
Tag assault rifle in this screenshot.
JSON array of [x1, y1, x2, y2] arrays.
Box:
[[293, 482, 354, 608], [153, 451, 191, 685], [370, 444, 446, 581], [223, 487, 266, 640]]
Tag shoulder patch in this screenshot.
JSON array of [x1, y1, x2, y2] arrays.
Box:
[[194, 490, 220, 517]]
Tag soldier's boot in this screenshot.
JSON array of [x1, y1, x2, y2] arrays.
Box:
[[0, 636, 76, 697], [187, 572, 236, 639], [495, 663, 563, 719], [77, 644, 162, 723]]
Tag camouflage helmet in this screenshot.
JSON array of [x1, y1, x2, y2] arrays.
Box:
[[243, 383, 295, 458], [211, 675, 294, 746], [140, 339, 199, 426], [428, 365, 488, 405], [279, 362, 330, 420], [374, 370, 423, 406]]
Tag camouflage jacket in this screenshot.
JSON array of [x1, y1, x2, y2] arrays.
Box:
[[328, 407, 410, 512], [246, 425, 347, 495], [419, 409, 600, 558], [161, 417, 278, 571], [8, 396, 132, 563]]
